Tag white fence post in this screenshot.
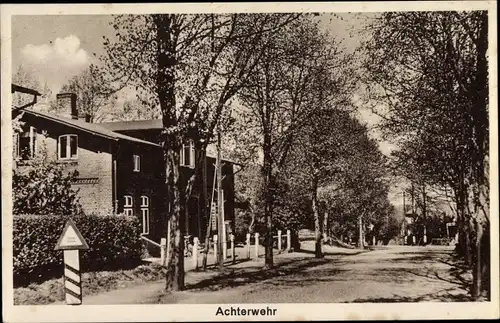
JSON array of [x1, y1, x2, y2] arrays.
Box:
[[246, 233, 251, 259], [230, 234, 235, 264], [278, 230, 282, 253], [160, 238, 167, 266], [213, 235, 218, 264], [192, 237, 199, 269], [286, 230, 291, 252], [254, 232, 260, 258]]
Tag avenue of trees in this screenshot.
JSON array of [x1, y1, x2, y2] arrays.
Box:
[[12, 11, 489, 300], [360, 11, 490, 299], [99, 12, 394, 288]]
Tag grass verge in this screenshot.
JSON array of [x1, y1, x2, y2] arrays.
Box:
[[14, 262, 166, 305]]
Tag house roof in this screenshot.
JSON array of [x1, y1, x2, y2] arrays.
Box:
[[99, 119, 242, 165], [12, 84, 41, 96], [99, 119, 163, 131], [24, 110, 160, 147]]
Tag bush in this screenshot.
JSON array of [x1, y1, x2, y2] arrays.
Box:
[[13, 214, 142, 286], [13, 144, 83, 216]]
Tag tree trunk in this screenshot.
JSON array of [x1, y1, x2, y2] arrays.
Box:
[[201, 148, 211, 271], [311, 174, 323, 258], [358, 214, 364, 249], [154, 15, 185, 291], [471, 218, 482, 299], [262, 133, 274, 268], [164, 146, 185, 291]]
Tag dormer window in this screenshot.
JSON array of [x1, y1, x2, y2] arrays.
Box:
[[180, 140, 195, 168], [58, 134, 78, 160], [133, 154, 141, 172]]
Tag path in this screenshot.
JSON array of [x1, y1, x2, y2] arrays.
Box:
[[74, 243, 471, 304]]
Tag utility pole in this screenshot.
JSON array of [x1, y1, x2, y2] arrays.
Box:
[[216, 128, 224, 268]]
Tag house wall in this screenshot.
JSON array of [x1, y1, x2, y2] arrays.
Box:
[[115, 141, 165, 239], [113, 128, 236, 241], [17, 114, 114, 215]]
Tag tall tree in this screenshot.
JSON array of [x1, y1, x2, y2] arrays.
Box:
[[237, 17, 346, 267], [12, 65, 43, 108], [59, 64, 114, 123], [289, 109, 365, 257], [103, 13, 299, 291], [361, 11, 489, 298]]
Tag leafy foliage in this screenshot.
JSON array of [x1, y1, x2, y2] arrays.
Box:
[[13, 214, 143, 286], [103, 13, 302, 289], [58, 64, 115, 123], [360, 11, 489, 297], [13, 145, 83, 216]]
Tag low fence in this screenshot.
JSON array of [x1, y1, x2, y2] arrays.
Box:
[[141, 229, 293, 269]]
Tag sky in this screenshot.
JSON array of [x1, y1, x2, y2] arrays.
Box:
[[11, 13, 403, 205]]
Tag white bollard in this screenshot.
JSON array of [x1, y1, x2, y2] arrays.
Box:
[[192, 237, 199, 269], [278, 230, 282, 253], [412, 235, 416, 245], [230, 234, 235, 264], [254, 232, 259, 258], [286, 230, 291, 252], [246, 233, 251, 259], [372, 236, 376, 246], [160, 238, 167, 266], [213, 235, 218, 264]]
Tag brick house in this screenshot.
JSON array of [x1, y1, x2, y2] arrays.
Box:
[[13, 92, 237, 243]]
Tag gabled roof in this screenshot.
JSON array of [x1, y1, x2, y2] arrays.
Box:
[[99, 119, 163, 131], [23, 110, 160, 147], [99, 119, 241, 165]]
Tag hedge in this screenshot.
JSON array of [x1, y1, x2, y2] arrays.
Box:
[[13, 214, 143, 286]]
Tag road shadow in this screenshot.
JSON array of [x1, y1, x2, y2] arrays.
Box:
[[185, 257, 330, 292], [349, 289, 472, 303], [298, 248, 368, 257], [262, 267, 348, 288]]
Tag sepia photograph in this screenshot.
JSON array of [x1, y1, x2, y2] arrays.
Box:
[[1, 2, 498, 322]]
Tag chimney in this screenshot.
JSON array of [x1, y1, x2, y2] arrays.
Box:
[[56, 93, 78, 120]]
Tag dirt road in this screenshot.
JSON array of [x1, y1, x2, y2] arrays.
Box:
[[80, 244, 471, 304]]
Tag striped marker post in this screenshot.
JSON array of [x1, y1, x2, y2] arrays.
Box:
[[64, 250, 82, 304], [55, 219, 89, 305]]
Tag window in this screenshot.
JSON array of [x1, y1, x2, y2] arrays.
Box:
[[180, 140, 195, 168], [18, 127, 37, 160], [58, 134, 78, 160], [140, 195, 149, 207], [124, 195, 133, 216], [140, 195, 149, 234], [133, 155, 141, 172]]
